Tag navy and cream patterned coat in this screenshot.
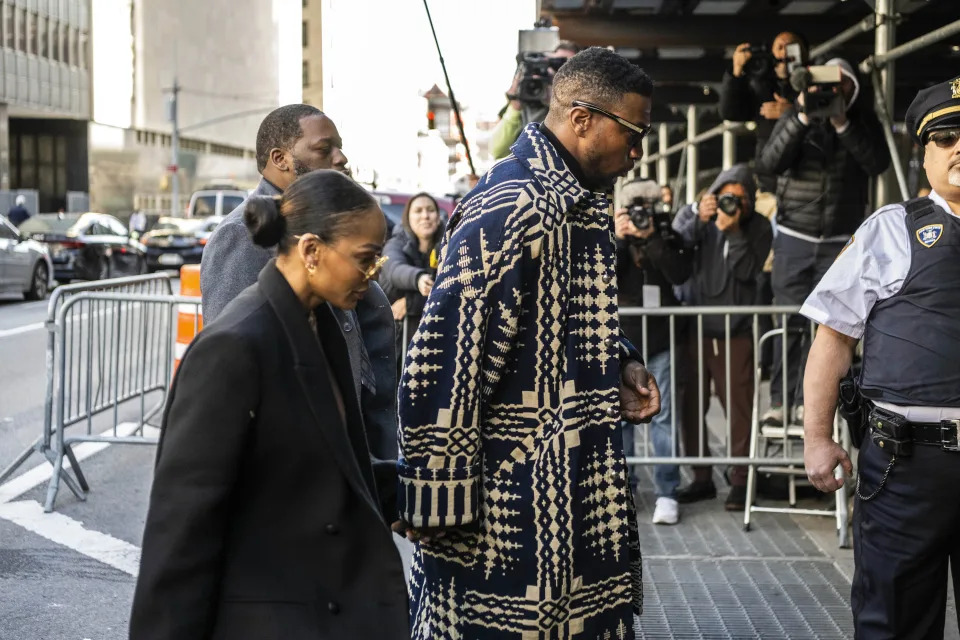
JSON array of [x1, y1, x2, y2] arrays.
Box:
[[398, 123, 643, 639]]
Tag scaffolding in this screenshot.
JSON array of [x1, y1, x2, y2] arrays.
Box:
[[631, 7, 960, 207]]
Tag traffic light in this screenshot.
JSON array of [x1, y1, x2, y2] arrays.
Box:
[[427, 110, 436, 130]]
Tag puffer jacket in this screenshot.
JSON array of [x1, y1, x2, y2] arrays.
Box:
[[755, 60, 890, 238]]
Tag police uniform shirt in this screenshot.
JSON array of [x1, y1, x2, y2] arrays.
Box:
[[800, 189, 960, 421]]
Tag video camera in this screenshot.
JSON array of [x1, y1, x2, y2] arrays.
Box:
[[622, 180, 675, 240], [790, 64, 845, 121], [514, 52, 568, 105], [744, 41, 804, 81]]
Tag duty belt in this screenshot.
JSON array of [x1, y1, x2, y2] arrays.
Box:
[[868, 406, 960, 456], [909, 420, 960, 451]]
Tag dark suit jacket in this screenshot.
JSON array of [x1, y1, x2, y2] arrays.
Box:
[[200, 177, 399, 465], [129, 262, 409, 640]]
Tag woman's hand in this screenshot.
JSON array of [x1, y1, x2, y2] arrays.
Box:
[[417, 273, 435, 297]]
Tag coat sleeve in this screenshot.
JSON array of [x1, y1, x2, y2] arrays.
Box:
[[671, 204, 700, 247], [726, 216, 772, 284], [755, 110, 808, 176], [837, 108, 891, 178], [380, 234, 427, 302], [397, 203, 527, 528], [129, 331, 259, 640], [719, 71, 759, 122], [490, 106, 524, 160], [200, 222, 270, 323], [643, 234, 693, 286]]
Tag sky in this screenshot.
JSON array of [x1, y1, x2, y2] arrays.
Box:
[[319, 0, 538, 188]]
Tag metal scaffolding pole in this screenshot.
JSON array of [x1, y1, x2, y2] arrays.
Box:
[[873, 0, 896, 206], [640, 135, 650, 179], [686, 105, 698, 204], [657, 123, 669, 185], [810, 14, 878, 61], [860, 19, 960, 74], [872, 67, 910, 201], [722, 121, 735, 170]]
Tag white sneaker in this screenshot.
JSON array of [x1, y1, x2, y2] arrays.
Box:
[[652, 497, 679, 525]]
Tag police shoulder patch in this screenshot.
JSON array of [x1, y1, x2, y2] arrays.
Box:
[[916, 223, 944, 248]]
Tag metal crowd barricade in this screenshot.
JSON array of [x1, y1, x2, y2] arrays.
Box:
[[618, 304, 851, 548], [0, 275, 201, 512]]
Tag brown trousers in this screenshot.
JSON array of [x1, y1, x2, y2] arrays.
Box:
[[681, 334, 754, 487]]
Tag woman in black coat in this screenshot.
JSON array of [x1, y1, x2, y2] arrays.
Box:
[[379, 193, 443, 357], [129, 170, 409, 640]]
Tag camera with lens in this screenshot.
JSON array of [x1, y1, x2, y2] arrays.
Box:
[[628, 200, 673, 233], [713, 193, 742, 220], [744, 44, 776, 80], [789, 64, 845, 121], [514, 52, 567, 105]]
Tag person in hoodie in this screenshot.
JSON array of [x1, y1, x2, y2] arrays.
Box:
[[755, 58, 890, 428], [379, 193, 443, 361], [672, 165, 772, 511]]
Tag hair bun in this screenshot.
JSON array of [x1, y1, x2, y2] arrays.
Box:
[[243, 195, 286, 248]]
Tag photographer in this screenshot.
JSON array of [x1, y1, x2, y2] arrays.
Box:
[[756, 57, 889, 426], [720, 31, 808, 193], [490, 41, 579, 159], [672, 165, 772, 511], [615, 179, 691, 525]]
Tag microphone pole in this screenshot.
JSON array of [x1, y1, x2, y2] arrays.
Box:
[[422, 0, 476, 177]]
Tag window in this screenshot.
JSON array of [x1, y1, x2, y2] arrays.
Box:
[[50, 20, 59, 61], [28, 11, 36, 55], [3, 4, 12, 50], [302, 60, 309, 87], [16, 7, 25, 53], [78, 31, 87, 69], [39, 15, 46, 58], [0, 219, 18, 240], [302, 21, 307, 48]]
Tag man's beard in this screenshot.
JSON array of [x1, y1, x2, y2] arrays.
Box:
[[293, 157, 313, 177], [948, 164, 960, 188]]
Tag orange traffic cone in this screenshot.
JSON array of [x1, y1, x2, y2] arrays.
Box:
[[175, 264, 203, 370]]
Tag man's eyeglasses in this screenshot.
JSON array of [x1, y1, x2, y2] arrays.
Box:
[[928, 128, 960, 150], [294, 234, 388, 282], [572, 100, 651, 148]]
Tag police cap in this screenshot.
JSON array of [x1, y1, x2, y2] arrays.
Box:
[[906, 75, 960, 145]]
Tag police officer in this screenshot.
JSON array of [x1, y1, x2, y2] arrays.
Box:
[[801, 74, 960, 639]]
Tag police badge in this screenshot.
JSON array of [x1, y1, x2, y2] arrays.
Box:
[[916, 223, 944, 248]]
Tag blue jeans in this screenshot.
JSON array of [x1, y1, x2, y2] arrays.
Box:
[[621, 349, 680, 499]]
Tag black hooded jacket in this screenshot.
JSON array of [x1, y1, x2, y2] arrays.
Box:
[[755, 61, 890, 238], [380, 223, 440, 321]]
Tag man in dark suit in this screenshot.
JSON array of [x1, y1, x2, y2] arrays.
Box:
[[201, 105, 398, 463]]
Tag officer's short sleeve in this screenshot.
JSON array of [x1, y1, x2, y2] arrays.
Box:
[[800, 205, 912, 339]]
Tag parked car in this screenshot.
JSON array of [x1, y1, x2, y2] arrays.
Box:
[[187, 189, 247, 218], [141, 216, 222, 271], [370, 191, 456, 236], [19, 213, 147, 283], [0, 214, 53, 299]]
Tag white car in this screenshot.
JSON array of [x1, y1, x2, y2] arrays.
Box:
[[0, 214, 54, 300]]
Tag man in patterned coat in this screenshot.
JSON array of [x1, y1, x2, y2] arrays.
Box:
[[397, 47, 661, 639]]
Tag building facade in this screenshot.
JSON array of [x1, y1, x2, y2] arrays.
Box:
[[0, 0, 92, 213], [302, 0, 322, 108], [89, 0, 281, 215]]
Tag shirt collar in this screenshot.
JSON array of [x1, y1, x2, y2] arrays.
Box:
[[930, 189, 960, 218], [537, 123, 591, 189]]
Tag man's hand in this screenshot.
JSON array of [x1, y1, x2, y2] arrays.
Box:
[[417, 273, 435, 297], [760, 93, 791, 120], [506, 68, 523, 111], [715, 206, 741, 234], [391, 519, 447, 544], [732, 43, 752, 78], [698, 194, 718, 223], [804, 437, 853, 493], [830, 109, 848, 130], [620, 360, 661, 423], [391, 297, 407, 321], [614, 209, 655, 240]]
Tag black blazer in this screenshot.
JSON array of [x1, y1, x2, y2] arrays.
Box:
[[129, 262, 409, 640]]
